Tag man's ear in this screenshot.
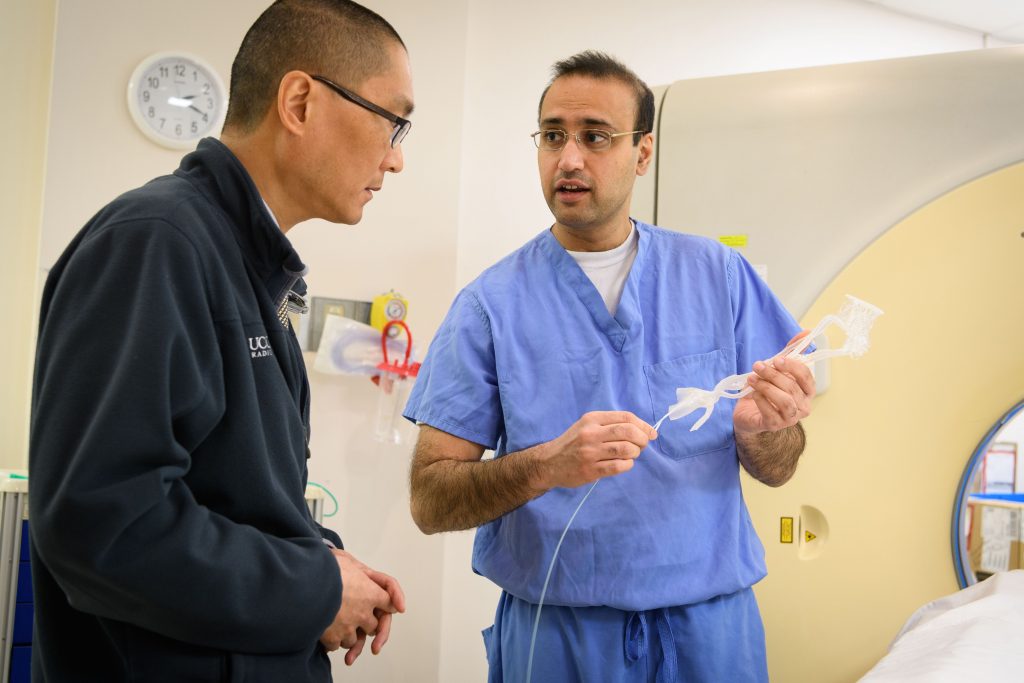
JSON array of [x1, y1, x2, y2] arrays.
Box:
[[636, 132, 654, 177], [277, 70, 315, 135]]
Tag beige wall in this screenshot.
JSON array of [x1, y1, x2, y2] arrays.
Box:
[[0, 0, 56, 470]]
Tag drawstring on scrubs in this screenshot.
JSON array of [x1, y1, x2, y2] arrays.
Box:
[[625, 609, 679, 683]]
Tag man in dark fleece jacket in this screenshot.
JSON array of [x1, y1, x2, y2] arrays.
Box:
[[29, 1, 413, 681]]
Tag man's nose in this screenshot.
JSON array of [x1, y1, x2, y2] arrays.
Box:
[[557, 136, 585, 172], [384, 143, 404, 173]]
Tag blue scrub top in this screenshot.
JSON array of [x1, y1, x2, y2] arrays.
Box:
[[404, 222, 802, 611]]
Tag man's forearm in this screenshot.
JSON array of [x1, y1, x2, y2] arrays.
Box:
[[410, 445, 548, 534], [735, 423, 805, 487]]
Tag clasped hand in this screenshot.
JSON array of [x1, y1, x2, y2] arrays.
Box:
[[319, 549, 406, 666]]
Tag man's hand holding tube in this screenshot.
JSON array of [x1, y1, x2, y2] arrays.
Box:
[[319, 550, 406, 665], [732, 330, 815, 487], [733, 331, 816, 436], [537, 411, 658, 490]]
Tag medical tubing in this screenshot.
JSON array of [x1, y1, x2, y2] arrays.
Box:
[[524, 479, 601, 683], [653, 332, 835, 431], [306, 481, 339, 517]]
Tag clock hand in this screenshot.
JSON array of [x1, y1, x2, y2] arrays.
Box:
[[189, 105, 203, 115]]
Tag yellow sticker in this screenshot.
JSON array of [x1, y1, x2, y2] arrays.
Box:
[[718, 234, 748, 248], [780, 517, 794, 544], [805, 530, 817, 543]]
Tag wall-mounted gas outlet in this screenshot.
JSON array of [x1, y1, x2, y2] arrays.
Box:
[[301, 297, 372, 351]]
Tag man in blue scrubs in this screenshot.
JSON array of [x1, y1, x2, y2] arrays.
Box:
[[404, 51, 815, 682]]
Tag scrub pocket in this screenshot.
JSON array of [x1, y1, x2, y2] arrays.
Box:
[[643, 348, 736, 460]]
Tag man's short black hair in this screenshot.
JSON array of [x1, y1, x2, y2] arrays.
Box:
[[538, 50, 654, 145], [224, 0, 405, 133]]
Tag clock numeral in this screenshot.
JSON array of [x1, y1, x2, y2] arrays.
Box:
[[175, 64, 186, 78], [202, 113, 209, 122], [202, 83, 210, 95], [158, 66, 169, 78], [147, 76, 160, 89], [148, 106, 155, 118], [159, 118, 166, 129], [175, 123, 183, 136], [206, 97, 214, 110], [142, 91, 150, 103], [191, 121, 199, 134]]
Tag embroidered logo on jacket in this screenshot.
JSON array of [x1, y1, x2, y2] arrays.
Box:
[[249, 335, 274, 359]]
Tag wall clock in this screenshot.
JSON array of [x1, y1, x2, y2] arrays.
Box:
[[127, 52, 226, 149]]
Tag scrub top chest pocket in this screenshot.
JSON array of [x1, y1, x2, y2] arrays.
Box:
[[644, 347, 736, 460]]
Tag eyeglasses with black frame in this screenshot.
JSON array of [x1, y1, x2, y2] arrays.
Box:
[[531, 128, 645, 152], [310, 74, 411, 148]]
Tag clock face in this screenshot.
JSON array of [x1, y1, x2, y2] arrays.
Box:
[[127, 52, 226, 149]]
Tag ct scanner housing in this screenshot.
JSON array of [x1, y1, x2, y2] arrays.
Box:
[[633, 46, 1024, 682]]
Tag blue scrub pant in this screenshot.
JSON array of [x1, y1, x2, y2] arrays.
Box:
[[483, 589, 768, 683]]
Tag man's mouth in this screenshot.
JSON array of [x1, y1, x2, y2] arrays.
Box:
[[556, 180, 591, 196]]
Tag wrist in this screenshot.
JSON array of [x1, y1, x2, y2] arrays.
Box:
[[521, 441, 553, 496]]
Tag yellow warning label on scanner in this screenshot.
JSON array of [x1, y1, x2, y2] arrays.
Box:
[[780, 517, 794, 544], [805, 530, 817, 543]]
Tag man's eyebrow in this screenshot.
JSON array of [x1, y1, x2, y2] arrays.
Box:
[[539, 116, 614, 128]]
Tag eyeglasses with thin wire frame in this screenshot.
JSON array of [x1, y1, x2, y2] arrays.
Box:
[[310, 74, 411, 148], [531, 128, 645, 152]]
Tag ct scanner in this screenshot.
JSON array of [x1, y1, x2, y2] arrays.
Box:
[[633, 46, 1024, 681]]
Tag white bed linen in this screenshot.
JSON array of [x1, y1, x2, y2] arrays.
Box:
[[859, 570, 1024, 682]]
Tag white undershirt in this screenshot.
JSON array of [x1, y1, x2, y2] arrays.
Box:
[[565, 223, 638, 316]]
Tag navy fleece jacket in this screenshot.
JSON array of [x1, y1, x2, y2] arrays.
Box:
[[29, 138, 342, 682]]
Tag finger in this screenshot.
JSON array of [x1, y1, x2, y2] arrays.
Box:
[[591, 411, 658, 437], [774, 357, 816, 399], [593, 458, 636, 479], [748, 384, 798, 431], [358, 611, 380, 636], [339, 627, 359, 650], [751, 362, 810, 421], [599, 440, 644, 461], [371, 611, 393, 655], [344, 631, 367, 666], [620, 412, 658, 439], [751, 360, 801, 397], [599, 422, 654, 449], [366, 570, 406, 613]]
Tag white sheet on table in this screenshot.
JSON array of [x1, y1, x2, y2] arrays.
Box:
[[859, 570, 1024, 682]]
